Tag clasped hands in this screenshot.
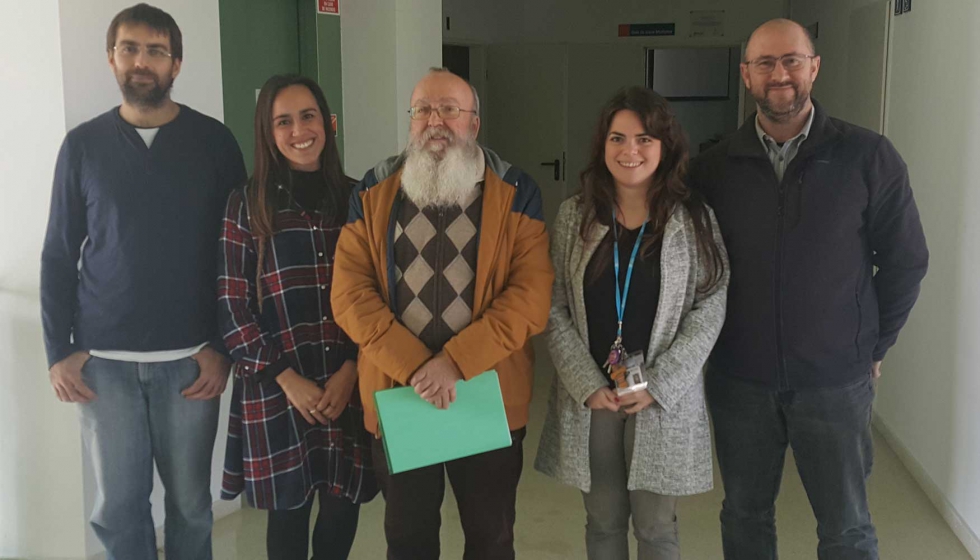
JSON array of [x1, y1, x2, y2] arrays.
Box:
[[409, 352, 463, 410]]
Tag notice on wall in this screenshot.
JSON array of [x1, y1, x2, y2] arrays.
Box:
[[690, 10, 725, 38], [318, 0, 339, 15], [618, 23, 676, 37]]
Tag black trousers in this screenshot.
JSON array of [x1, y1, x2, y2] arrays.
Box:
[[266, 490, 361, 560], [372, 428, 526, 560]]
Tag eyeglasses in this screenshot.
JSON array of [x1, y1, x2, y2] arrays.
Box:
[[408, 105, 477, 121], [744, 54, 817, 74], [113, 44, 173, 61]]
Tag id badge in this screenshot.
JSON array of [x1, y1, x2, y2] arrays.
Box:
[[610, 351, 648, 396]]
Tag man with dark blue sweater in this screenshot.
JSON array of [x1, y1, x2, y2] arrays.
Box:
[[690, 19, 928, 560], [40, 5, 246, 559]]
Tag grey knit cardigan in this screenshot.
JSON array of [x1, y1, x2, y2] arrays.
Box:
[[534, 195, 730, 495]]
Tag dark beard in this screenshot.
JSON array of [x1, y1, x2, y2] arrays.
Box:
[[756, 83, 808, 123], [120, 71, 173, 109]]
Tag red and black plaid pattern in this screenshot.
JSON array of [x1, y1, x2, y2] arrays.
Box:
[[217, 188, 377, 509]]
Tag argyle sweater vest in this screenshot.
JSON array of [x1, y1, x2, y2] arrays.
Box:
[[392, 185, 483, 352]]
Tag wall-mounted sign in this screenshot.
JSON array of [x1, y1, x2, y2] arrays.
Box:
[[618, 23, 676, 37], [318, 0, 339, 16], [690, 10, 725, 38]]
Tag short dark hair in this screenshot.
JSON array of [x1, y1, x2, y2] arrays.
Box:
[[106, 4, 183, 60]]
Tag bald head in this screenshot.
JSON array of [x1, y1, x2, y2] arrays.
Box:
[[740, 18, 820, 130], [745, 19, 815, 62], [411, 69, 479, 115]]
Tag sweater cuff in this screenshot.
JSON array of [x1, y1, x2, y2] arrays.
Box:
[[344, 343, 359, 363], [46, 343, 79, 370], [208, 337, 230, 358], [255, 358, 291, 385]]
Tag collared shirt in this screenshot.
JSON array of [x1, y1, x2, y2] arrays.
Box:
[[755, 107, 815, 182]]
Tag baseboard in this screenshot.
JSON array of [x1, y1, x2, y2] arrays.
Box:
[[873, 412, 980, 559]]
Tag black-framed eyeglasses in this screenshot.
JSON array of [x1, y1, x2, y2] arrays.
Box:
[[113, 44, 173, 60], [408, 105, 477, 121], [744, 54, 817, 74]]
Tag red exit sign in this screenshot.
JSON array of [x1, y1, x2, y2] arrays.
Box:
[[318, 0, 339, 15]]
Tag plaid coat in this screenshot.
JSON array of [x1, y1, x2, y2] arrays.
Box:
[[218, 185, 377, 510]]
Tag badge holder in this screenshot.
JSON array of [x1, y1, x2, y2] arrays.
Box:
[[609, 351, 648, 396]]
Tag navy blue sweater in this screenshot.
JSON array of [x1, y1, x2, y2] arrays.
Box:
[[41, 105, 247, 368]]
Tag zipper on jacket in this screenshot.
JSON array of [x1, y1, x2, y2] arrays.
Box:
[[774, 166, 807, 391], [774, 171, 790, 391]]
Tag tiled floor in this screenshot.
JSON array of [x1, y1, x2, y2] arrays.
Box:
[[205, 346, 973, 559]]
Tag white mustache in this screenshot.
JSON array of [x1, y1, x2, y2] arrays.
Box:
[[422, 127, 454, 142]]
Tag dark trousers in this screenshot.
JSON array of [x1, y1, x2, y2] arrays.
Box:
[[266, 490, 361, 560], [372, 428, 526, 560], [706, 370, 878, 560]]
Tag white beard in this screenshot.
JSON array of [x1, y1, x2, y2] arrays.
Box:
[[400, 129, 483, 209]]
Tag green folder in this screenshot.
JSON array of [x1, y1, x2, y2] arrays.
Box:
[[374, 370, 512, 474]]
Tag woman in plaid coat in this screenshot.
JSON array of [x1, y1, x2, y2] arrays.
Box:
[[218, 74, 376, 560]]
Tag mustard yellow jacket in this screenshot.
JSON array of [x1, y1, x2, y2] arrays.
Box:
[[331, 148, 554, 434]]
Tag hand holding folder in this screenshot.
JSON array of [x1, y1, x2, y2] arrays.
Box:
[[374, 371, 512, 474]]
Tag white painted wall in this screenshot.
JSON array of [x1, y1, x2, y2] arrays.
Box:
[[0, 3, 89, 557], [341, 0, 398, 179], [341, 0, 441, 179], [1, 1, 235, 557], [874, 1, 980, 556], [395, 0, 443, 153]]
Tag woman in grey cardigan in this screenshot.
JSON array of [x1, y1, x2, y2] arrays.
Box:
[[535, 87, 729, 559]]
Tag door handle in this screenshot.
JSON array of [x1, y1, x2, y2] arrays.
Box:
[[539, 159, 560, 181]]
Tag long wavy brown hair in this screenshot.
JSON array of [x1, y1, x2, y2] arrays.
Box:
[[247, 74, 348, 307], [579, 86, 724, 292]]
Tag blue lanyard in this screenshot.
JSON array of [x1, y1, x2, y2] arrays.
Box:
[[613, 209, 648, 342]]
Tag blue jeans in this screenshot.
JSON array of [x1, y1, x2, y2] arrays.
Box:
[[706, 371, 878, 560], [79, 356, 220, 560]]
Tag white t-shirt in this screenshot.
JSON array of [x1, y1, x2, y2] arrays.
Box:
[[135, 126, 160, 148]]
